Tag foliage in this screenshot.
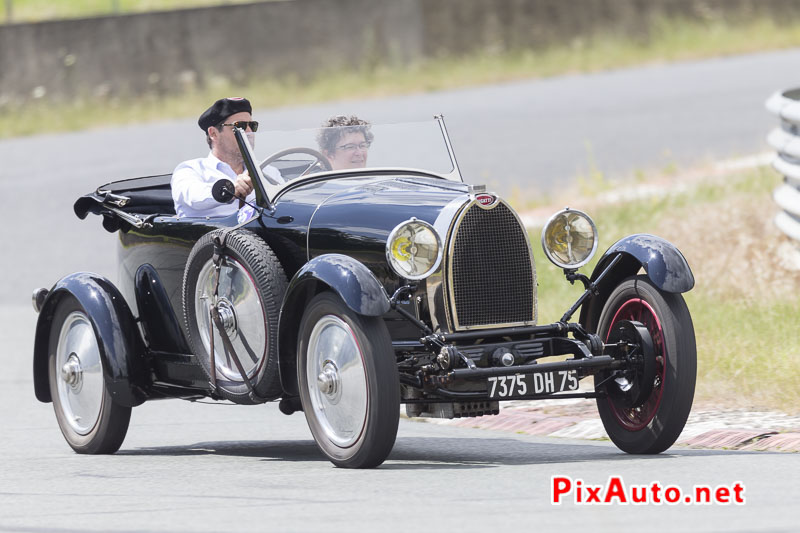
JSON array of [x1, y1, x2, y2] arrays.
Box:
[[2, 0, 264, 22], [4, 15, 800, 137], [527, 166, 800, 413]]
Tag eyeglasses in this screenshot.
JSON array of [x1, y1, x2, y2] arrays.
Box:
[[337, 141, 371, 152], [220, 121, 259, 132]]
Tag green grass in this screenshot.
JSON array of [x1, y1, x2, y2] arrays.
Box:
[[2, 0, 267, 22], [4, 15, 800, 138], [524, 166, 800, 413]]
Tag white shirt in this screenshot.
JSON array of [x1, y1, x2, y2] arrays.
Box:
[[171, 152, 283, 223]]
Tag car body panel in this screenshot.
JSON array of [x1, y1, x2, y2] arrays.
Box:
[[134, 264, 190, 354], [32, 272, 148, 407], [578, 233, 695, 333], [284, 253, 391, 318], [34, 119, 698, 463], [592, 233, 695, 294]]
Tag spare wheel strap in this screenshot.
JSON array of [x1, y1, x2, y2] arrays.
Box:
[[209, 227, 267, 403], [210, 307, 263, 401]]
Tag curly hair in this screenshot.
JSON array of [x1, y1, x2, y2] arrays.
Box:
[[316, 115, 374, 154]]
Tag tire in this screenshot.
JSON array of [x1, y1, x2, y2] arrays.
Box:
[[595, 275, 696, 454], [48, 295, 131, 454], [297, 292, 400, 468], [183, 229, 288, 403]]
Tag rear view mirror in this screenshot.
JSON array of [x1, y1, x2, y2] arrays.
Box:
[[211, 179, 235, 204]]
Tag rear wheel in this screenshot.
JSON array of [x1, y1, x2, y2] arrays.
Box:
[[595, 275, 696, 454], [297, 292, 399, 468], [48, 295, 131, 454]]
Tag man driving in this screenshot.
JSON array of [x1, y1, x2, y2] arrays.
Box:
[[172, 97, 279, 220]]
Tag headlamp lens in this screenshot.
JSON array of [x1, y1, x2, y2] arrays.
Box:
[[541, 209, 598, 269], [386, 219, 441, 280]]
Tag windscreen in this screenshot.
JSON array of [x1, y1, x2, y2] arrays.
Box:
[[249, 120, 459, 197]]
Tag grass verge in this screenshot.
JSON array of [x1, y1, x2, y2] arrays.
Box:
[[522, 164, 800, 414], [2, 0, 268, 23], [4, 15, 800, 139]]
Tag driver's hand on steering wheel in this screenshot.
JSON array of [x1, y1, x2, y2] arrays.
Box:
[[234, 171, 253, 199]]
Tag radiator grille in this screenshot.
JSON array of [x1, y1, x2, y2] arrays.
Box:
[[449, 202, 535, 329]]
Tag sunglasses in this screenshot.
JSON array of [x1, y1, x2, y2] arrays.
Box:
[[220, 121, 259, 132]]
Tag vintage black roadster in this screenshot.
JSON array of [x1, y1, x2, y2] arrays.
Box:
[[31, 118, 696, 468]]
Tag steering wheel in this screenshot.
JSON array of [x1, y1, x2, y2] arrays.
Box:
[[259, 147, 332, 179]]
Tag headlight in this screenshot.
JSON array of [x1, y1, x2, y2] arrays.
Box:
[[386, 218, 442, 280], [541, 208, 598, 269]]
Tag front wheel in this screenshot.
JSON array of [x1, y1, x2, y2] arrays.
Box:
[[595, 275, 696, 454], [48, 295, 131, 454], [297, 292, 399, 468]]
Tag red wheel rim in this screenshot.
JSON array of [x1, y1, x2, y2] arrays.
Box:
[[604, 298, 665, 431]]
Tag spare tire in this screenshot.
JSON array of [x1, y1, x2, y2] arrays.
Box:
[[182, 229, 288, 403]]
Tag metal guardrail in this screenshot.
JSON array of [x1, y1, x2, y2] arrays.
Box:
[[766, 88, 800, 242]]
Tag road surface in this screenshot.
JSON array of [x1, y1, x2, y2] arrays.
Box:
[[1, 50, 798, 532]]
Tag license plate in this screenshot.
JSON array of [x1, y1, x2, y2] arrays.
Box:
[[487, 370, 579, 399]]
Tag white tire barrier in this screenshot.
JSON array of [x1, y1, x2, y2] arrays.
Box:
[[766, 89, 800, 241]]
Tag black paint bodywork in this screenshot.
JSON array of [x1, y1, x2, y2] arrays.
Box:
[[593, 233, 695, 294], [37, 170, 474, 403], [134, 264, 190, 354], [578, 233, 695, 332], [33, 272, 149, 407], [35, 168, 695, 406]]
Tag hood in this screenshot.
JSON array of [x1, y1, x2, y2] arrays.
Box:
[[294, 174, 474, 276]]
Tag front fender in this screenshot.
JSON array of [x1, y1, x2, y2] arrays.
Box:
[[284, 254, 391, 317], [277, 254, 390, 396], [593, 233, 694, 293], [33, 272, 149, 407], [579, 234, 694, 331]]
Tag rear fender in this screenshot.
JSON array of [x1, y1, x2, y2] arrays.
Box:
[[277, 254, 390, 395], [579, 234, 694, 332], [33, 272, 149, 406]]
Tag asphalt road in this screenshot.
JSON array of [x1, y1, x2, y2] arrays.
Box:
[[2, 50, 800, 531], [2, 48, 800, 307], [1, 324, 798, 532]]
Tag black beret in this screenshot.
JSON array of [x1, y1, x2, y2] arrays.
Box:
[[198, 97, 252, 131]]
